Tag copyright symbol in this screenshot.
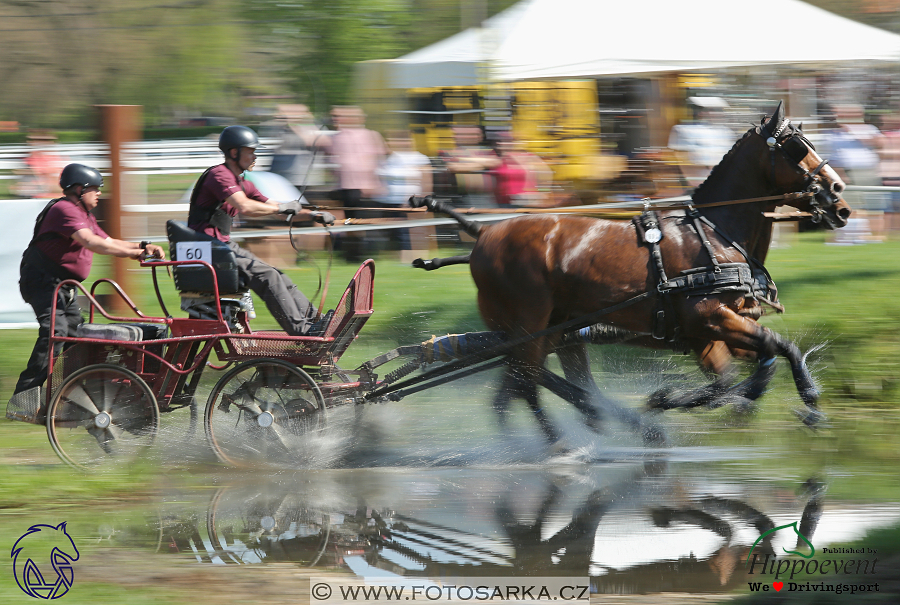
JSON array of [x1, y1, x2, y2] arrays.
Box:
[[312, 583, 332, 600]]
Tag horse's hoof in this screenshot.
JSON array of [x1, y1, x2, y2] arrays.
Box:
[[799, 386, 821, 407], [585, 413, 605, 434], [793, 407, 828, 429], [730, 396, 759, 416], [641, 421, 667, 447], [646, 388, 672, 411], [548, 438, 573, 456]]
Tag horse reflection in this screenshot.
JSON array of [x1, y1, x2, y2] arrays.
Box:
[[146, 471, 831, 598]]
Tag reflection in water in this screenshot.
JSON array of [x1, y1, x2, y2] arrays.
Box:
[[112, 462, 900, 596]]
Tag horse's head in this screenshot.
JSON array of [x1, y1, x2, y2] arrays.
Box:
[[757, 101, 852, 229]]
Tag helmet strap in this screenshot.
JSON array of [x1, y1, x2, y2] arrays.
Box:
[[76, 186, 88, 211]]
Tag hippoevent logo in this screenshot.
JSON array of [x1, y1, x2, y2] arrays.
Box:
[[746, 521, 815, 563], [745, 520, 880, 595], [11, 522, 80, 599]]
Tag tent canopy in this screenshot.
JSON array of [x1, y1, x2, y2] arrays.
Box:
[[375, 0, 900, 88]]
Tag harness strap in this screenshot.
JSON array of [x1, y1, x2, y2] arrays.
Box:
[[687, 207, 721, 271], [658, 263, 754, 294], [633, 211, 677, 341], [694, 214, 778, 302]]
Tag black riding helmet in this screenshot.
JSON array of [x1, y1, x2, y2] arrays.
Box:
[[59, 163, 103, 191], [218, 125, 263, 159]]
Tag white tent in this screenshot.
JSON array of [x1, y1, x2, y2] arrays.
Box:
[[379, 0, 900, 87]]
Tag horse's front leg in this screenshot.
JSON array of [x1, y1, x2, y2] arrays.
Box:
[[768, 333, 825, 426], [697, 305, 824, 426]]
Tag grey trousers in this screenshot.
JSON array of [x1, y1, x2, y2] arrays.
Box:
[[228, 242, 314, 335]]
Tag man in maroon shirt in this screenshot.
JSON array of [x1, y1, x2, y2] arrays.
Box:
[[188, 125, 334, 336], [10, 163, 166, 407]]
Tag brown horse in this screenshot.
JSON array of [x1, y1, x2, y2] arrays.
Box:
[[413, 103, 851, 445]]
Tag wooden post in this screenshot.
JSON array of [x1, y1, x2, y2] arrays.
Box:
[[98, 105, 141, 314]]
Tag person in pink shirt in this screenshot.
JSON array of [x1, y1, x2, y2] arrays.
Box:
[[489, 132, 551, 207], [322, 107, 387, 261], [10, 164, 166, 408]]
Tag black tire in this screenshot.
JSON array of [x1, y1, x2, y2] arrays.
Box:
[[46, 364, 159, 470], [204, 359, 326, 467]]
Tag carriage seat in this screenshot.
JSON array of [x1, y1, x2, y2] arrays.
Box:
[[166, 220, 245, 295], [166, 220, 253, 327], [76, 323, 169, 342]]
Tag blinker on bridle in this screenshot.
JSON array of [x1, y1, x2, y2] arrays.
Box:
[[760, 116, 835, 222]]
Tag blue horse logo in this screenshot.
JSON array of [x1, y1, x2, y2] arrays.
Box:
[[11, 522, 80, 599]]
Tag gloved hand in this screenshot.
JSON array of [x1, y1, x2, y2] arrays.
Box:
[[278, 200, 303, 216], [312, 211, 336, 226]]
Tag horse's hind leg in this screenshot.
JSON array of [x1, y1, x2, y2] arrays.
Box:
[[556, 344, 606, 428], [649, 341, 738, 411], [493, 361, 560, 444], [557, 344, 666, 444]]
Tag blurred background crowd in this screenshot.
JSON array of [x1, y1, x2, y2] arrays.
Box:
[[4, 0, 900, 258]]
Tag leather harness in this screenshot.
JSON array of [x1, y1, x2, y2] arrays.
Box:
[[632, 206, 781, 347]]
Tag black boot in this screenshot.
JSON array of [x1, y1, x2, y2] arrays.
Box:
[[307, 309, 334, 336]]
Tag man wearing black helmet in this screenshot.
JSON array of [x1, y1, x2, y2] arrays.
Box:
[[9, 163, 166, 410], [189, 125, 335, 336]]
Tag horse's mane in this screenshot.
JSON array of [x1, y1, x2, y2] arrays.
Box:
[[690, 126, 759, 203]]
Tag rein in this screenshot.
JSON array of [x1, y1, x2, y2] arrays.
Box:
[[287, 215, 334, 319], [324, 190, 815, 223]]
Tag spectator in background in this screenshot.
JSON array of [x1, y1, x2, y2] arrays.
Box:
[[322, 106, 387, 261], [438, 125, 500, 208], [490, 131, 552, 207], [13, 131, 66, 199], [376, 131, 432, 251], [821, 103, 887, 236], [668, 97, 734, 188], [879, 111, 900, 235], [268, 104, 330, 192]]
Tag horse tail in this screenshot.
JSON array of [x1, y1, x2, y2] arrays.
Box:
[[409, 195, 482, 239], [412, 254, 471, 271]]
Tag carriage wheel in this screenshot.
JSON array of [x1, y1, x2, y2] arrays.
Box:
[[46, 364, 159, 470], [205, 485, 331, 565], [204, 359, 326, 467]]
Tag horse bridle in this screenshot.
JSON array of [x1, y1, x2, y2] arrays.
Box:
[[759, 117, 839, 225]]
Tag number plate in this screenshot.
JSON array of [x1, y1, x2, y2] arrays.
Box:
[[175, 241, 212, 263]]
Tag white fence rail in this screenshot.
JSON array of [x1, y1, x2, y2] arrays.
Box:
[[0, 137, 279, 176]]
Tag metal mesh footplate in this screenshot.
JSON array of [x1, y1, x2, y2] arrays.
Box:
[[227, 332, 329, 365], [6, 386, 44, 424]]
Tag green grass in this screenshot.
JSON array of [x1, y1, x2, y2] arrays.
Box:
[[0, 232, 898, 602]]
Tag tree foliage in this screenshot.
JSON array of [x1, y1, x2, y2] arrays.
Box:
[[0, 0, 514, 129]]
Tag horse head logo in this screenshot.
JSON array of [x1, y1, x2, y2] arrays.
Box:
[[746, 520, 814, 566], [11, 522, 80, 599]]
